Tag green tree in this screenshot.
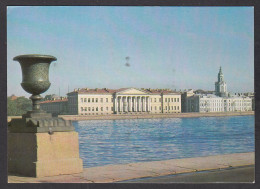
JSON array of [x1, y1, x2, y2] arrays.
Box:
[[7, 96, 32, 116]]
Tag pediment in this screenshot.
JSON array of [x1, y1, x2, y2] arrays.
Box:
[[117, 88, 149, 95]]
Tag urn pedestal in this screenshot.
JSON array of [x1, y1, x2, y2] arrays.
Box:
[[8, 55, 83, 177]]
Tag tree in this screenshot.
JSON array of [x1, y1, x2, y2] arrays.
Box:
[[7, 96, 32, 116]]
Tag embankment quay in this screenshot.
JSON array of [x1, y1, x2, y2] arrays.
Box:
[[7, 111, 254, 122], [8, 152, 254, 183], [59, 111, 254, 121]]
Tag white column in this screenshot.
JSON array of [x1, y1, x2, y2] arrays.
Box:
[[136, 97, 139, 111], [134, 97, 137, 112], [141, 97, 143, 111], [142, 97, 145, 111], [123, 97, 125, 112], [115, 96, 118, 113], [147, 97, 150, 112], [137, 97, 141, 112], [149, 97, 151, 111], [135, 96, 138, 112], [125, 97, 128, 112], [120, 96, 123, 112], [144, 97, 147, 112], [140, 97, 143, 112], [129, 97, 132, 112]]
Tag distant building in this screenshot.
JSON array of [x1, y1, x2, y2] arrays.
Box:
[[183, 92, 252, 113], [181, 89, 195, 112], [67, 88, 181, 115], [10, 95, 18, 101], [40, 97, 68, 116], [44, 94, 61, 101], [243, 92, 255, 111], [182, 67, 252, 113]]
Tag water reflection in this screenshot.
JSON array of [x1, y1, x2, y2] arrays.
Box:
[[74, 115, 255, 168]]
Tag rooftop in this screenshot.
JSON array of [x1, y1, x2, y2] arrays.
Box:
[[40, 99, 68, 104], [67, 88, 181, 95]]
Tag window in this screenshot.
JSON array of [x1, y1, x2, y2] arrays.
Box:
[[101, 98, 103, 103], [88, 107, 91, 111], [88, 98, 90, 102], [111, 98, 113, 102], [165, 98, 167, 102], [171, 98, 173, 102], [81, 98, 83, 103], [96, 98, 98, 102], [92, 107, 94, 111], [174, 106, 176, 110], [96, 107, 98, 111], [106, 98, 108, 102], [159, 106, 161, 110], [85, 107, 87, 111], [101, 107, 103, 111], [177, 106, 179, 110], [111, 107, 113, 111], [154, 98, 156, 102], [174, 98, 176, 102], [168, 98, 170, 102], [151, 106, 153, 110], [81, 107, 83, 111], [106, 107, 108, 111], [84, 98, 87, 102], [92, 98, 94, 102]]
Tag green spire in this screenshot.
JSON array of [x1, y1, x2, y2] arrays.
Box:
[[219, 66, 222, 74]]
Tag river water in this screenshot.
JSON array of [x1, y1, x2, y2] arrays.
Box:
[[73, 115, 254, 168]]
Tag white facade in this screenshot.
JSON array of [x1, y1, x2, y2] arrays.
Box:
[[223, 96, 252, 112], [186, 94, 224, 113], [67, 88, 181, 115], [184, 92, 252, 113]]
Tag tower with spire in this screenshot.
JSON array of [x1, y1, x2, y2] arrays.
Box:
[[215, 66, 228, 97]]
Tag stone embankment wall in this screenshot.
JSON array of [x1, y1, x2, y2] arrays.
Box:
[[58, 111, 254, 121], [7, 111, 254, 122]]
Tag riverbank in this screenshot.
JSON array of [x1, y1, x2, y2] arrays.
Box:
[[7, 111, 254, 122], [8, 152, 254, 183], [58, 111, 254, 121]]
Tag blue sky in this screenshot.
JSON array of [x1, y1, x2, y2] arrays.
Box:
[[7, 6, 254, 97]]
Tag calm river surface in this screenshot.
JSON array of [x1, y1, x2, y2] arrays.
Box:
[[73, 115, 254, 168]]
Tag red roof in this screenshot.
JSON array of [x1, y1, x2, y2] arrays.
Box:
[[67, 88, 128, 95], [67, 88, 180, 95], [40, 99, 68, 104], [144, 89, 180, 95]]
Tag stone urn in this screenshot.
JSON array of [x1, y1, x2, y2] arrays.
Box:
[[11, 54, 74, 132], [13, 54, 57, 118]]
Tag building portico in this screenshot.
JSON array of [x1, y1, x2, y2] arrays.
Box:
[[114, 95, 151, 114]]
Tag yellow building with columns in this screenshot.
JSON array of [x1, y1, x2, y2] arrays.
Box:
[[66, 88, 181, 115]]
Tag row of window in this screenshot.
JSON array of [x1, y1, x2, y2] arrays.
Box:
[[164, 98, 180, 103], [80, 97, 181, 103], [81, 98, 113, 103], [80, 107, 113, 112], [165, 106, 180, 110], [201, 108, 223, 112]]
